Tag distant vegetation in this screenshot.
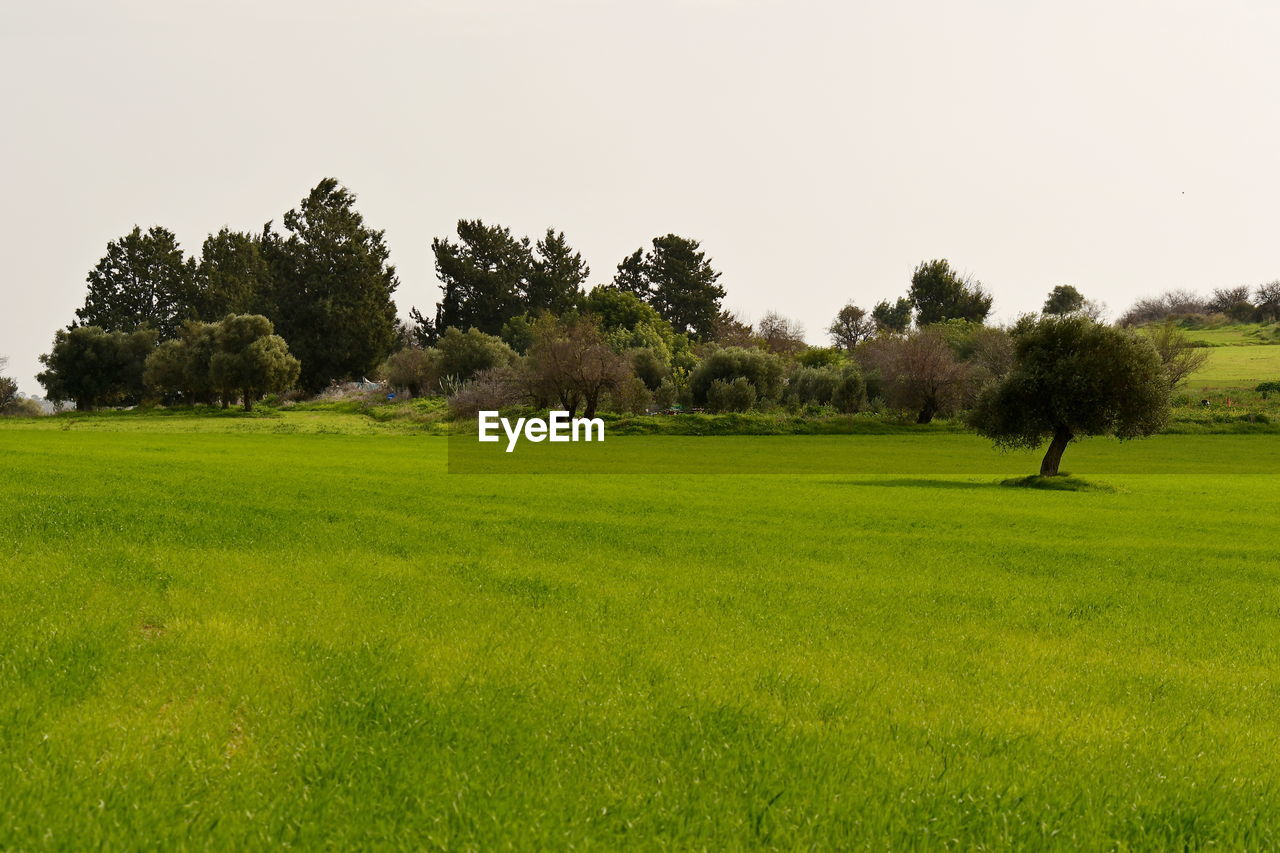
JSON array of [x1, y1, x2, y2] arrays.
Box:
[[17, 176, 1280, 471]]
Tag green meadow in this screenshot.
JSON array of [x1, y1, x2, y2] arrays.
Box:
[[3, 419, 1280, 849]]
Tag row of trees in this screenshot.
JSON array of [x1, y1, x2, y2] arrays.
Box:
[[37, 315, 298, 411], [1118, 282, 1280, 327], [422, 224, 726, 342]]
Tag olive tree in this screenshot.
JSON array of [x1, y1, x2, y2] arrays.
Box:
[[969, 316, 1170, 476], [860, 327, 971, 424], [524, 314, 630, 418], [209, 314, 300, 411]]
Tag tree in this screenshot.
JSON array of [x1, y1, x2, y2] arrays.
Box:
[[860, 327, 971, 424], [688, 347, 785, 405], [191, 229, 271, 320], [432, 220, 532, 336], [611, 249, 649, 300], [871, 297, 912, 333], [1143, 321, 1209, 389], [613, 235, 725, 337], [265, 178, 399, 391], [1206, 285, 1253, 316], [76, 226, 192, 338], [527, 229, 589, 314], [0, 357, 16, 409], [828, 303, 876, 350], [143, 321, 219, 404], [525, 314, 630, 418], [37, 326, 156, 410], [407, 306, 437, 347], [909, 259, 992, 326], [754, 312, 806, 356], [208, 314, 300, 411], [709, 309, 759, 348], [969, 316, 1170, 476], [382, 347, 442, 397], [435, 327, 517, 383], [1257, 281, 1280, 323], [1043, 285, 1085, 316]]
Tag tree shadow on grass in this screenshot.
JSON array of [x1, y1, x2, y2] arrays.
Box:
[[824, 475, 1119, 493], [999, 474, 1118, 493]]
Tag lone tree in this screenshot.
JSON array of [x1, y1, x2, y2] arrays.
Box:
[[1042, 284, 1085, 316], [969, 316, 1170, 476]]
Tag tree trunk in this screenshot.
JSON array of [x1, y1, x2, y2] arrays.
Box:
[[916, 398, 936, 424], [242, 389, 253, 412], [1040, 427, 1073, 476], [221, 397, 229, 410]]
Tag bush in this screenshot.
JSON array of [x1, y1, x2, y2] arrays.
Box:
[[608, 376, 653, 415], [0, 397, 43, 417], [689, 347, 784, 405], [447, 366, 525, 418], [706, 377, 757, 413], [383, 347, 442, 396], [653, 378, 678, 409], [1256, 381, 1280, 398], [630, 348, 668, 391], [785, 364, 866, 413], [437, 327, 516, 381]]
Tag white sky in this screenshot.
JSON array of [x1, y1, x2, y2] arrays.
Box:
[[2, 0, 1278, 392]]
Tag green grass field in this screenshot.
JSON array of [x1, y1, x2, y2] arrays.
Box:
[[3, 420, 1280, 849], [1178, 323, 1280, 390]]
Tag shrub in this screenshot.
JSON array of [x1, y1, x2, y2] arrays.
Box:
[[689, 347, 784, 405], [383, 347, 443, 396], [436, 327, 516, 381], [447, 366, 525, 418], [609, 376, 653, 415], [653, 378, 678, 409], [0, 397, 43, 417], [631, 348, 668, 391], [706, 377, 757, 413]]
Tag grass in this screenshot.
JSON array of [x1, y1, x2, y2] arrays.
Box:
[[3, 421, 1280, 849], [1189, 344, 1280, 390]]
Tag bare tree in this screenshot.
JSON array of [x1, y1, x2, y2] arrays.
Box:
[[755, 311, 807, 356], [828, 303, 876, 351], [861, 328, 972, 423], [525, 315, 630, 418], [1143, 321, 1209, 389]]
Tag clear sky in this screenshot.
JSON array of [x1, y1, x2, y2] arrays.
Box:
[[2, 0, 1278, 392]]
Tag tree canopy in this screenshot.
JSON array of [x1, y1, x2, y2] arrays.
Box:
[[969, 316, 1170, 476], [76, 226, 192, 338], [909, 259, 992, 326], [1042, 284, 1085, 316], [265, 178, 399, 392], [611, 235, 725, 338]]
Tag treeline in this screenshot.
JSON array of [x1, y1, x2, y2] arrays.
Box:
[[32, 175, 1260, 423], [1118, 283, 1280, 327]]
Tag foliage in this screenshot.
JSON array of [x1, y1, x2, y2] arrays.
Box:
[[265, 178, 399, 392], [706, 377, 757, 413], [1143, 321, 1210, 389], [75, 226, 193, 338], [969, 315, 1170, 475], [0, 357, 15, 410], [382, 347, 443, 397], [1042, 284, 1085, 316], [784, 364, 866, 413], [708, 309, 759, 348], [499, 313, 536, 355], [828, 303, 875, 350], [527, 229, 590, 314], [37, 325, 156, 410], [1118, 289, 1210, 327], [871, 297, 912, 333], [192, 228, 270, 320], [795, 347, 845, 368], [909, 259, 992, 325], [524, 314, 631, 418], [436, 327, 517, 382], [142, 321, 219, 403], [446, 366, 525, 418], [755, 311, 807, 356], [611, 235, 725, 338], [859, 328, 971, 424], [208, 314, 301, 411], [688, 347, 785, 405]]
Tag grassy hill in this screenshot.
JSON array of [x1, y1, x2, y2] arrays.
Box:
[[1177, 322, 1280, 390]]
